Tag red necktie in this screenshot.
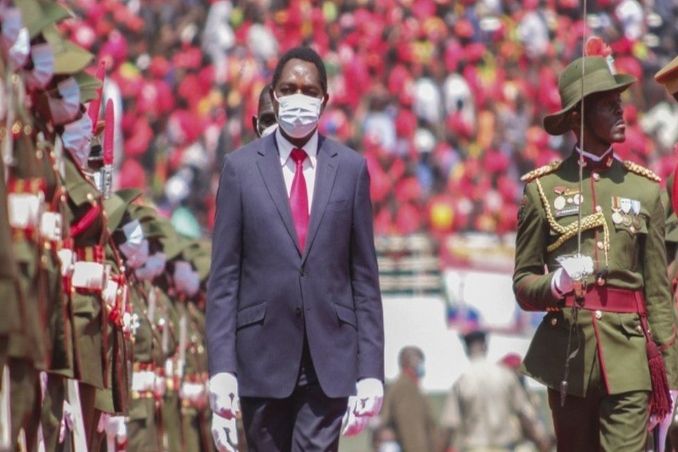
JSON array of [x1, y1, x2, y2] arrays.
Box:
[[289, 148, 309, 250]]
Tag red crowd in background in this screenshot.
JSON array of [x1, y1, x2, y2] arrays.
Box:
[[59, 0, 678, 242]]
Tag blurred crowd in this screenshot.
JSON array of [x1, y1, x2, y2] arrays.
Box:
[[57, 0, 678, 239]]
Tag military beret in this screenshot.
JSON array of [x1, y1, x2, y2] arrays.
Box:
[[655, 55, 678, 96]]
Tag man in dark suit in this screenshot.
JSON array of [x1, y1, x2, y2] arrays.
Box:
[[206, 46, 385, 452]]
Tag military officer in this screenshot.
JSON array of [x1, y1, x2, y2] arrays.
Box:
[[655, 54, 678, 451], [513, 55, 678, 450]]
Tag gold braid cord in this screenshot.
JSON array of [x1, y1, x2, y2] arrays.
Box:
[[535, 179, 610, 264], [624, 161, 661, 182]]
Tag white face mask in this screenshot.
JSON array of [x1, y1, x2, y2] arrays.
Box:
[[9, 27, 31, 68], [1, 8, 22, 51], [173, 260, 200, 297], [119, 220, 149, 269], [275, 93, 322, 139], [61, 114, 93, 167], [8, 27, 29, 69], [24, 43, 54, 90], [135, 252, 166, 281], [48, 78, 81, 125], [379, 442, 401, 452]]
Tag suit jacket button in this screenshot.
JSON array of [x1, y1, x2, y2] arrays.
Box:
[[300, 267, 305, 276], [550, 317, 557, 327], [295, 306, 303, 316]]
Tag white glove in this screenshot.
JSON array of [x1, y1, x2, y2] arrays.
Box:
[[342, 396, 368, 436], [354, 378, 383, 417], [57, 248, 74, 277], [209, 372, 240, 419], [102, 279, 119, 308], [59, 400, 75, 444], [553, 254, 594, 294], [104, 415, 128, 448], [96, 412, 111, 433], [651, 389, 678, 452], [211, 413, 239, 452]]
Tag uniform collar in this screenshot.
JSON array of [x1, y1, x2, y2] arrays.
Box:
[[575, 146, 615, 171]]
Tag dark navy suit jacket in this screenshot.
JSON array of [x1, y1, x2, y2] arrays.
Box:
[[206, 132, 384, 399]]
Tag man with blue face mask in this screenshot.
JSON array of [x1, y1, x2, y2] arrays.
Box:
[[207, 46, 384, 452], [380, 346, 437, 452]]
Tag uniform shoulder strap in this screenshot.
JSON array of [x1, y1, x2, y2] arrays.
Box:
[[624, 161, 661, 183], [520, 160, 562, 182]]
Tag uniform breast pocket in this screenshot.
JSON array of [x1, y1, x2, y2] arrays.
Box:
[[612, 215, 647, 271]]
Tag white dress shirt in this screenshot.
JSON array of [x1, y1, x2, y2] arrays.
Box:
[[275, 128, 318, 215]]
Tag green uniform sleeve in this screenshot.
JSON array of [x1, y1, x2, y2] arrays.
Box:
[[513, 181, 562, 311]]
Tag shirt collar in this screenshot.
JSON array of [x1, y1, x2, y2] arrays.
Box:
[[275, 128, 319, 167], [575, 146, 616, 171]]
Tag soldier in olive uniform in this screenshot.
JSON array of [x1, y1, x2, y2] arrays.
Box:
[[655, 54, 678, 450], [176, 242, 212, 451], [513, 55, 678, 450]]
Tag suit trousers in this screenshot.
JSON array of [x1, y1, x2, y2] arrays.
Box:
[[547, 349, 649, 451], [240, 382, 347, 452]]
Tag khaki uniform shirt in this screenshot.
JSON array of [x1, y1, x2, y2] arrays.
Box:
[[440, 357, 535, 451]]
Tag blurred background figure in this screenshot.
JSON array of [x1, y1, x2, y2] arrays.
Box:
[[438, 330, 551, 452], [379, 346, 438, 452], [372, 424, 402, 452], [498, 354, 554, 452], [251, 83, 277, 138]]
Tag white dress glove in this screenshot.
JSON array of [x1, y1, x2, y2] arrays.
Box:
[[104, 415, 128, 448], [211, 413, 239, 452], [209, 372, 240, 419], [59, 400, 75, 443], [354, 378, 384, 417], [553, 254, 594, 294], [341, 396, 368, 436], [652, 389, 678, 452]]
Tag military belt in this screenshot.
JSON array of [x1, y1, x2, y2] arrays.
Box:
[[563, 286, 646, 314]]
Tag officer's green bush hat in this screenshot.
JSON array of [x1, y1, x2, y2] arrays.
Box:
[[73, 71, 102, 103], [544, 56, 636, 136], [103, 188, 143, 231], [128, 205, 167, 239], [42, 24, 94, 75], [193, 254, 211, 282], [14, 0, 73, 39], [655, 55, 678, 96], [157, 219, 193, 261]]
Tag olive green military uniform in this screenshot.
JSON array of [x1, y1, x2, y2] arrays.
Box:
[[63, 152, 107, 446], [126, 279, 164, 451], [93, 239, 131, 416], [157, 282, 184, 452], [513, 151, 678, 450], [6, 79, 49, 450], [178, 297, 211, 452]]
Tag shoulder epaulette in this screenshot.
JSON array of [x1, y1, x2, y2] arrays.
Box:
[[520, 160, 562, 182], [624, 161, 661, 182]]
